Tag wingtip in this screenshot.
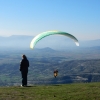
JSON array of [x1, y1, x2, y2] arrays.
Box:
[[76, 42, 79, 46]]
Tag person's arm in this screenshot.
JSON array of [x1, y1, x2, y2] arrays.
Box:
[[20, 60, 22, 71]]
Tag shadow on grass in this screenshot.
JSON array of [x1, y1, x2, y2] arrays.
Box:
[[16, 85, 37, 88], [25, 85, 36, 87], [24, 85, 37, 87]]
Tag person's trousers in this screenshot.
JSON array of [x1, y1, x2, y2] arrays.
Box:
[[21, 70, 28, 86]]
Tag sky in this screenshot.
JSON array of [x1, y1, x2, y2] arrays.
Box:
[[0, 0, 100, 40]]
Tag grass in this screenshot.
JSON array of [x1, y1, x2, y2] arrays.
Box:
[[0, 82, 100, 100]]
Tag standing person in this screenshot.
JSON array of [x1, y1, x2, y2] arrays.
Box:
[[20, 54, 29, 87]]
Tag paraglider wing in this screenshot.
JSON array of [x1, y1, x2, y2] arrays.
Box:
[[30, 31, 79, 49]]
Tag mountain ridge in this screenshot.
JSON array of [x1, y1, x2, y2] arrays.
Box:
[[0, 35, 100, 49]]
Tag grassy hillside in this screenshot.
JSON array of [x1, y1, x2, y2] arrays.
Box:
[[0, 82, 100, 100]]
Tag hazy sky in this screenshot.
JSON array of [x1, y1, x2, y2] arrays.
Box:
[[0, 0, 100, 40]]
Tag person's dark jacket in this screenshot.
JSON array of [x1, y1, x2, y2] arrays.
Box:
[[20, 58, 29, 71]]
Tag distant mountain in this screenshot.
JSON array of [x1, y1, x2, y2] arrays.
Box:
[[0, 35, 100, 50], [0, 35, 33, 49], [37, 47, 56, 52]]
